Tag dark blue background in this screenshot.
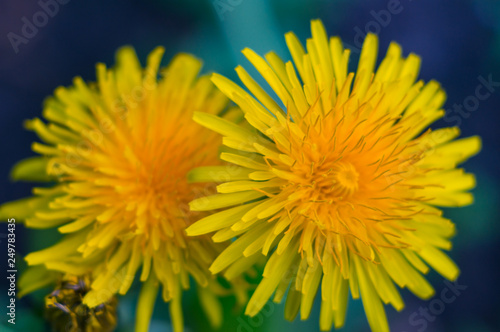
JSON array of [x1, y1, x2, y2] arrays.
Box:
[[0, 0, 499, 331]]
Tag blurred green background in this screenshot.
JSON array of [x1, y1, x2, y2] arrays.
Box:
[[0, 0, 499, 331]]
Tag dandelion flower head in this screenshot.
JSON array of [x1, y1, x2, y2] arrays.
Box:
[[1, 47, 246, 332], [187, 20, 481, 331]]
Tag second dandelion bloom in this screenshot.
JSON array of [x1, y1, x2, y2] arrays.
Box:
[[187, 20, 481, 331], [1, 47, 248, 332]]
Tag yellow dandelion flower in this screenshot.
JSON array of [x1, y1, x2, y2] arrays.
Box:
[[186, 20, 481, 331], [0, 47, 248, 332]]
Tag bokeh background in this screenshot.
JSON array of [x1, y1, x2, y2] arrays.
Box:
[[0, 0, 499, 331]]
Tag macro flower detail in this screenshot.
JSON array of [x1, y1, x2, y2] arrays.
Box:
[[0, 47, 247, 332], [186, 20, 481, 331]]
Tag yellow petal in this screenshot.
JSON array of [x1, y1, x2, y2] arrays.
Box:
[[246, 238, 300, 316], [189, 191, 265, 212], [186, 202, 259, 236], [354, 257, 390, 332], [187, 166, 253, 183], [418, 245, 459, 281], [135, 274, 159, 332]]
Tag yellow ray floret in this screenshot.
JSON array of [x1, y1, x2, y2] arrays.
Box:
[[186, 19, 481, 332]]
